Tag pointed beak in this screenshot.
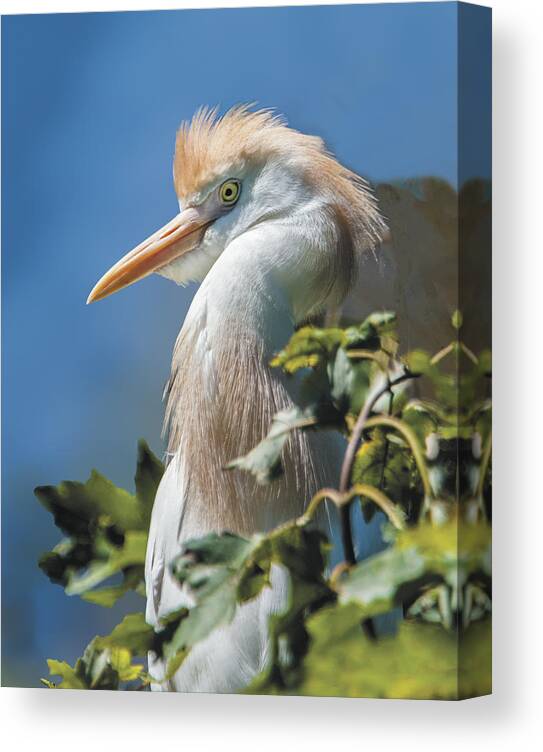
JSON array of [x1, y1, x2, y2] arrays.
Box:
[[87, 207, 214, 304]]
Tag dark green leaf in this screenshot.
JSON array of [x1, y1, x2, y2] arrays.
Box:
[[36, 442, 163, 604]]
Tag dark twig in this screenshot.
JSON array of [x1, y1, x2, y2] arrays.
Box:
[[378, 391, 395, 491]]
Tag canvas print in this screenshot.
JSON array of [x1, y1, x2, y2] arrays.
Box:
[[1, 2, 492, 698]]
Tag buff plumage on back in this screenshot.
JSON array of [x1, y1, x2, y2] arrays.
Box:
[[173, 105, 387, 253]]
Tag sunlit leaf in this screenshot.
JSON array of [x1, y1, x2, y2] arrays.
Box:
[[45, 659, 87, 690], [94, 612, 155, 655], [261, 604, 492, 699]]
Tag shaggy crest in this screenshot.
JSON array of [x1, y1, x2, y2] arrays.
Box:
[[173, 105, 387, 251]]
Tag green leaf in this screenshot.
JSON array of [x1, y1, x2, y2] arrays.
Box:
[[344, 359, 374, 416], [45, 614, 152, 690], [329, 347, 354, 408], [270, 326, 346, 373], [36, 440, 163, 535], [352, 428, 422, 523], [232, 314, 401, 489], [134, 440, 165, 527], [344, 311, 398, 352], [81, 567, 145, 607], [36, 442, 163, 604], [337, 546, 430, 617], [36, 471, 140, 535], [395, 521, 491, 575], [161, 533, 265, 669], [160, 524, 331, 677], [109, 648, 144, 682], [64, 531, 147, 596], [226, 406, 316, 484], [401, 401, 440, 444], [333, 520, 491, 628], [46, 659, 87, 690], [270, 314, 397, 382], [268, 604, 491, 699], [94, 612, 154, 655], [452, 309, 463, 330]]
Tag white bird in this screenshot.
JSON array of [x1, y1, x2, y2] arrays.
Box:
[[88, 106, 387, 692]]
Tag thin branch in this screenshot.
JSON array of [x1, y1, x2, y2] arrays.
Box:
[[378, 391, 395, 491], [346, 350, 388, 370], [339, 504, 357, 565], [431, 340, 479, 366], [350, 484, 406, 531], [460, 342, 479, 365], [337, 369, 419, 564], [299, 487, 348, 526], [299, 484, 405, 533], [329, 561, 350, 588], [430, 343, 454, 365], [339, 370, 419, 495]]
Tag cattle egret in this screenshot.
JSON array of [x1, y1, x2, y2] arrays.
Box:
[[88, 106, 387, 692]]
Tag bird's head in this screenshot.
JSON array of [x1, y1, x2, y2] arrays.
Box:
[[87, 106, 387, 311]]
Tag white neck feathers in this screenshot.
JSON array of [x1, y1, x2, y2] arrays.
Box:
[[163, 222, 343, 536]]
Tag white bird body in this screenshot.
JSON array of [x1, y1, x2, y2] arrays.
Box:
[[146, 222, 346, 691], [88, 107, 387, 692]]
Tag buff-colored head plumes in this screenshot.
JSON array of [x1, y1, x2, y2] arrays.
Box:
[[173, 105, 387, 252]]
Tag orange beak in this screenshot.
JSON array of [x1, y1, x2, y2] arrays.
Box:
[[87, 207, 214, 304]]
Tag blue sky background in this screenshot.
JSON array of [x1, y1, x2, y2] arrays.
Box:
[[2, 2, 490, 686]]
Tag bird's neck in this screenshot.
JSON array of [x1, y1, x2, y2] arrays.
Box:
[[163, 232, 331, 536]]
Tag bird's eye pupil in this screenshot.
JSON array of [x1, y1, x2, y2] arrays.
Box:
[[220, 180, 240, 205]]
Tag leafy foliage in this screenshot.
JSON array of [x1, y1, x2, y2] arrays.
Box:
[[254, 604, 491, 699], [36, 441, 163, 607], [43, 613, 154, 690], [228, 311, 400, 483], [156, 524, 331, 679], [38, 311, 491, 699]]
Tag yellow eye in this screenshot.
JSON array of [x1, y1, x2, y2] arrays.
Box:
[[219, 179, 241, 205]]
